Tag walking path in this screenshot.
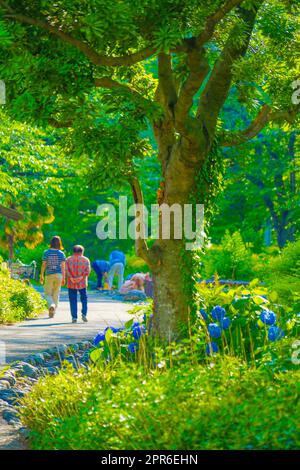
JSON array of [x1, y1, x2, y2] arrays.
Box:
[[0, 290, 135, 450], [0, 289, 134, 364]]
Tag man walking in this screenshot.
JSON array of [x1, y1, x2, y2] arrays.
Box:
[[108, 250, 126, 292], [66, 245, 91, 324]]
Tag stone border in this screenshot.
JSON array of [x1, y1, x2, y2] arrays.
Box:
[[0, 339, 94, 449]]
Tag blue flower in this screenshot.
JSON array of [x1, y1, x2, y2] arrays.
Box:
[[105, 326, 119, 333], [260, 310, 276, 325], [205, 342, 219, 355], [220, 317, 231, 329], [132, 325, 145, 340], [208, 323, 222, 338], [268, 326, 284, 341], [211, 306, 226, 321], [128, 342, 139, 353], [199, 309, 208, 321], [93, 333, 105, 346]]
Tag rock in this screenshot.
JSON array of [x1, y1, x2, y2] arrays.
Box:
[[0, 374, 16, 387], [48, 360, 60, 367], [0, 380, 11, 390], [0, 389, 26, 405], [43, 352, 52, 360], [18, 427, 30, 439], [26, 356, 37, 366], [45, 367, 57, 375], [0, 398, 14, 409], [79, 341, 92, 350], [80, 352, 90, 363], [31, 353, 45, 365], [56, 344, 68, 355], [2, 409, 20, 424], [17, 363, 39, 379]]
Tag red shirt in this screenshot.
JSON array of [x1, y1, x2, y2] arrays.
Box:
[[66, 254, 91, 290]]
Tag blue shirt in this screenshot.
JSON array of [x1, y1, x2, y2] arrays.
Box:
[[92, 260, 110, 273], [42, 249, 66, 275], [109, 250, 126, 268]]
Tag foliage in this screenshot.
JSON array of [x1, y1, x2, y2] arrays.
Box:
[[211, 117, 300, 249], [0, 259, 46, 323], [202, 231, 254, 280], [266, 239, 300, 308], [20, 356, 300, 450], [0, 111, 76, 258]]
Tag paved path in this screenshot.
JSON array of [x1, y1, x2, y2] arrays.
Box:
[[0, 290, 134, 364]]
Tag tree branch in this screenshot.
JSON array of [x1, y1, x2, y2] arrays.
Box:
[[197, 2, 261, 136], [195, 0, 246, 49], [157, 53, 178, 115], [130, 177, 161, 270], [220, 104, 300, 147], [94, 76, 152, 108], [175, 48, 209, 125], [1, 6, 155, 67], [0, 204, 23, 221]]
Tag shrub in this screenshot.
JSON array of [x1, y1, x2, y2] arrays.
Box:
[[266, 239, 300, 309], [20, 358, 300, 450], [203, 231, 254, 280], [196, 280, 299, 363], [0, 262, 46, 323]]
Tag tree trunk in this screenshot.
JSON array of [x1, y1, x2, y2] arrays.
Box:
[[276, 220, 295, 249], [148, 140, 202, 338], [152, 239, 193, 338], [7, 234, 14, 261]]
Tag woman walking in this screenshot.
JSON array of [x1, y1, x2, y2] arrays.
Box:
[[40, 236, 66, 318]]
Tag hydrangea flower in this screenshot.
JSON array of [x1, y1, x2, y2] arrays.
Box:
[[260, 310, 276, 325], [205, 342, 219, 355], [132, 325, 145, 340], [93, 333, 105, 346], [199, 309, 208, 321], [208, 323, 222, 338], [104, 326, 119, 333], [268, 326, 284, 341], [220, 317, 231, 329], [211, 306, 226, 321], [128, 342, 139, 353]]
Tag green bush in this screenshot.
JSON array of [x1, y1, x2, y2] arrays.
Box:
[[0, 262, 46, 323], [266, 239, 300, 309], [203, 231, 254, 280], [196, 281, 299, 363], [20, 357, 300, 450]]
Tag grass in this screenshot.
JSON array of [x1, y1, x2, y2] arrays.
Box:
[[20, 357, 300, 450]]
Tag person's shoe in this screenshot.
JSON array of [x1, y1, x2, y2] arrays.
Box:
[[49, 306, 55, 318], [72, 318, 77, 324], [82, 316, 88, 323]]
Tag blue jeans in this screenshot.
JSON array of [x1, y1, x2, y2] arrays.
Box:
[[68, 288, 88, 319]]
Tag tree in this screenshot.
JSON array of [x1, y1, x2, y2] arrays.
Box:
[[211, 115, 299, 250], [0, 111, 76, 258], [0, 0, 299, 337]]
